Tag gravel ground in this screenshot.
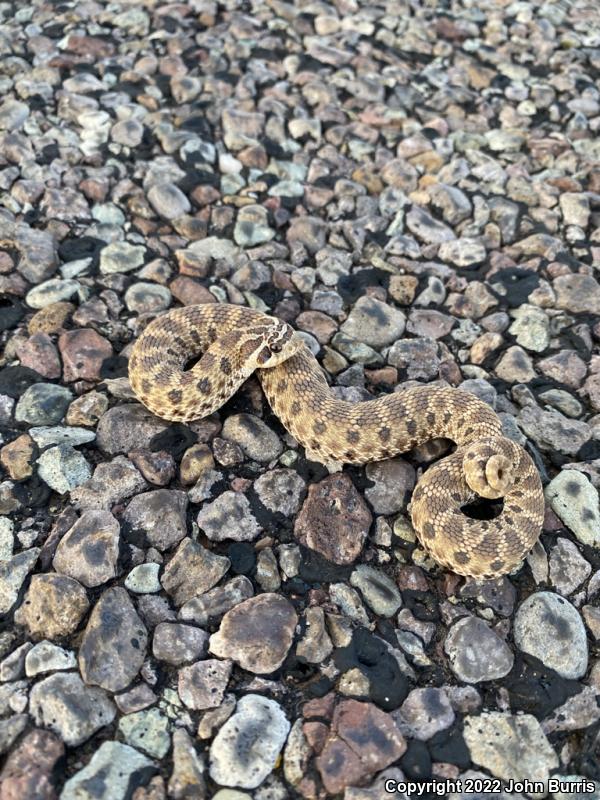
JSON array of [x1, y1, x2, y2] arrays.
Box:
[[0, 0, 600, 798]]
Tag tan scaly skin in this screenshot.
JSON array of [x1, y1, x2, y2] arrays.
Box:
[[129, 304, 544, 579]]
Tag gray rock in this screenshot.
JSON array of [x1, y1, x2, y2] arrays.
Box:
[[388, 338, 440, 380], [444, 616, 514, 683], [406, 206, 456, 244], [209, 593, 297, 674], [543, 686, 600, 734], [350, 565, 402, 617], [179, 575, 254, 626], [509, 305, 550, 352], [549, 537, 591, 595], [60, 741, 155, 800], [545, 470, 600, 548], [122, 489, 188, 551], [79, 586, 148, 691], [37, 444, 91, 494], [161, 539, 230, 605], [438, 237, 486, 267], [99, 241, 146, 274], [15, 383, 72, 425], [124, 563, 161, 594], [118, 707, 170, 758], [71, 456, 147, 511], [0, 548, 39, 615], [428, 183, 472, 224], [29, 426, 96, 448], [518, 406, 591, 456], [153, 622, 209, 665], [253, 469, 306, 516], [234, 204, 275, 247], [14, 573, 89, 639], [296, 606, 333, 664], [364, 459, 416, 515], [514, 591, 588, 679], [53, 510, 120, 588], [24, 641, 77, 676], [111, 118, 144, 147], [147, 182, 191, 220], [96, 404, 169, 455], [341, 296, 405, 348], [197, 491, 261, 542], [25, 278, 80, 309], [221, 414, 282, 462], [29, 672, 115, 746], [463, 712, 558, 784], [124, 281, 172, 314], [178, 658, 232, 710], [169, 728, 207, 799], [394, 687, 455, 740], [209, 694, 290, 789]]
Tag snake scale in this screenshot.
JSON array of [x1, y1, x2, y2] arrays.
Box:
[[129, 303, 544, 579]]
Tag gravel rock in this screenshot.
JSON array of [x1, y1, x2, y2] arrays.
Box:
[[0, 548, 39, 615], [554, 274, 600, 315], [37, 444, 92, 494], [153, 622, 209, 665], [444, 616, 514, 683], [79, 586, 148, 691], [178, 658, 232, 710], [71, 456, 147, 511], [147, 182, 191, 220], [0, 729, 64, 800], [406, 206, 455, 244], [59, 328, 113, 382], [125, 563, 161, 594], [61, 741, 155, 800], [25, 641, 77, 676], [518, 406, 591, 456], [14, 573, 89, 639], [179, 576, 254, 627], [545, 470, 600, 548], [29, 672, 115, 746], [294, 474, 372, 565], [100, 241, 146, 274], [15, 383, 72, 425], [122, 489, 188, 551], [118, 707, 170, 758], [209, 695, 290, 789], [253, 469, 306, 516], [96, 404, 169, 455], [393, 687, 455, 741], [209, 593, 297, 674], [161, 538, 230, 605], [364, 459, 415, 515], [221, 414, 282, 462], [350, 565, 402, 617], [53, 510, 120, 587], [197, 491, 261, 543], [463, 712, 558, 785], [341, 296, 406, 348], [438, 237, 486, 267], [549, 538, 591, 595], [26, 278, 80, 309], [514, 591, 588, 679], [124, 282, 172, 314]]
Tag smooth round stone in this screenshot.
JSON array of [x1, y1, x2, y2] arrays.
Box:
[[26, 279, 80, 309], [92, 203, 126, 226], [147, 182, 191, 220], [124, 281, 172, 313], [209, 695, 290, 789], [444, 616, 514, 683], [100, 241, 146, 274], [349, 564, 402, 617], [340, 296, 405, 348], [233, 204, 275, 247], [111, 118, 144, 147], [394, 687, 455, 741], [15, 383, 72, 425], [37, 445, 91, 494], [24, 641, 77, 676], [514, 591, 588, 679], [125, 563, 161, 594]]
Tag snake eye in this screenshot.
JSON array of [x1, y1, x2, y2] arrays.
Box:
[[271, 343, 282, 353]]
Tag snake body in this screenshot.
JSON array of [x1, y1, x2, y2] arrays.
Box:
[[129, 304, 544, 579]]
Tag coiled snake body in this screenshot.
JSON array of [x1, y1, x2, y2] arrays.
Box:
[[129, 304, 544, 579]]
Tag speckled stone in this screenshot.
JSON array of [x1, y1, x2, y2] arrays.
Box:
[[53, 510, 120, 587], [444, 616, 514, 683], [14, 573, 89, 639]]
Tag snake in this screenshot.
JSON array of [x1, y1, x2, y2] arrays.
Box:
[[128, 303, 544, 579]]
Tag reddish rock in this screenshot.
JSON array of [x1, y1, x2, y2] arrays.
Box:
[[0, 434, 35, 480], [296, 311, 337, 344], [315, 700, 406, 795], [537, 350, 587, 389], [294, 474, 372, 565], [0, 728, 64, 800], [169, 276, 216, 305], [58, 329, 113, 382], [16, 333, 61, 379], [128, 449, 176, 486]]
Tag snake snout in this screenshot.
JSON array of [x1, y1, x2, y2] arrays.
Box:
[[463, 442, 514, 500]]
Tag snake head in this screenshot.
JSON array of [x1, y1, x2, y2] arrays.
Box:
[[254, 318, 303, 368]]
